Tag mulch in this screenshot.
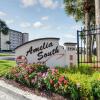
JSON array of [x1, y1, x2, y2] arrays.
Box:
[[0, 77, 69, 100]]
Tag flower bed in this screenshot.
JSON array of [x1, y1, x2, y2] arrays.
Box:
[[5, 64, 100, 100]]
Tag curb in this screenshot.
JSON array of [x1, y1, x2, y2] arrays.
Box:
[[0, 80, 47, 100]]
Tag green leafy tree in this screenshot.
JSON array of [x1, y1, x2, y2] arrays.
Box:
[[64, 0, 95, 24], [0, 19, 8, 35], [6, 41, 11, 50], [64, 0, 95, 62], [0, 19, 9, 50]]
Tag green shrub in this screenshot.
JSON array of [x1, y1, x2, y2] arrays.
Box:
[[91, 80, 100, 99], [79, 64, 93, 74], [32, 64, 48, 73], [5, 64, 100, 100], [67, 81, 78, 100]]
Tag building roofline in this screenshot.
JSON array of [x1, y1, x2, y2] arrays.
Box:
[[64, 42, 77, 46], [15, 37, 60, 50], [9, 28, 22, 33]]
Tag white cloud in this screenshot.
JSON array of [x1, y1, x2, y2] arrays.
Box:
[[60, 3, 65, 9], [6, 19, 14, 24], [41, 16, 49, 20], [65, 34, 76, 38], [33, 21, 44, 28], [21, 0, 37, 7], [71, 25, 81, 30], [21, 0, 60, 9], [0, 11, 6, 16], [56, 26, 62, 30], [20, 22, 31, 28], [39, 0, 59, 9]]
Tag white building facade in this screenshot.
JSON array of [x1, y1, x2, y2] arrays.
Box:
[[0, 29, 29, 51]]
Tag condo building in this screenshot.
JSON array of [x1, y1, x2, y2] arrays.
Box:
[[0, 29, 29, 51]]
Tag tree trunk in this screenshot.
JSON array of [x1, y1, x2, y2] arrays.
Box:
[[85, 12, 92, 62], [95, 0, 100, 64]]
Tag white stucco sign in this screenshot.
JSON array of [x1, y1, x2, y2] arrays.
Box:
[[15, 38, 77, 67]]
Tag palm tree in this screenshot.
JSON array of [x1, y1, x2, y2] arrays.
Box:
[[64, 0, 95, 62], [64, 0, 84, 22], [0, 19, 9, 50], [95, 0, 100, 64], [64, 0, 95, 24]]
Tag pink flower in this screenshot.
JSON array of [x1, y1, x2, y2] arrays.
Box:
[[42, 72, 48, 78], [50, 68, 58, 75], [15, 73, 20, 77], [28, 68, 33, 73], [31, 79, 35, 83], [37, 72, 43, 77], [19, 63, 26, 67], [55, 69, 58, 73]]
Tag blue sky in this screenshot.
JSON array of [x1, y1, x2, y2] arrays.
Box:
[[0, 0, 82, 45]]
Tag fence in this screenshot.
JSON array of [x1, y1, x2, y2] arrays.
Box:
[[77, 27, 100, 69]]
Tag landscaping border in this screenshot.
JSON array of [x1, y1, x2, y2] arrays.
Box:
[[0, 79, 47, 100]]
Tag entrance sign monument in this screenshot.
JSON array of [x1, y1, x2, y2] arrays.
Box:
[[15, 38, 77, 67]]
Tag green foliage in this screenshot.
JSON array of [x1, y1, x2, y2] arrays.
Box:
[[5, 63, 100, 100], [91, 80, 100, 99], [67, 81, 78, 100], [64, 0, 84, 22], [32, 64, 48, 73], [79, 64, 93, 74], [0, 19, 9, 35], [64, 0, 95, 24], [56, 65, 100, 99], [29, 72, 37, 79], [56, 64, 93, 75]]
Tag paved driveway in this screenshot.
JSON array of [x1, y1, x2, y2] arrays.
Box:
[[0, 90, 17, 100], [0, 80, 47, 100], [0, 56, 15, 61]]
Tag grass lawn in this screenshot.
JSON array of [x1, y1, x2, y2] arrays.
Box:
[[0, 53, 14, 56], [0, 60, 16, 77]]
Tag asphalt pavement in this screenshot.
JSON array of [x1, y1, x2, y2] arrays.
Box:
[[0, 56, 15, 61]]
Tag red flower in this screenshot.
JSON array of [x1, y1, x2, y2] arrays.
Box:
[[50, 79, 54, 85], [59, 76, 65, 82], [64, 80, 68, 85], [58, 81, 62, 85]]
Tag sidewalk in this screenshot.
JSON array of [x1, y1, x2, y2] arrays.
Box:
[[0, 80, 47, 100]]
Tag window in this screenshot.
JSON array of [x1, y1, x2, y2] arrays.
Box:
[[70, 62, 73, 66], [70, 55, 73, 60]]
